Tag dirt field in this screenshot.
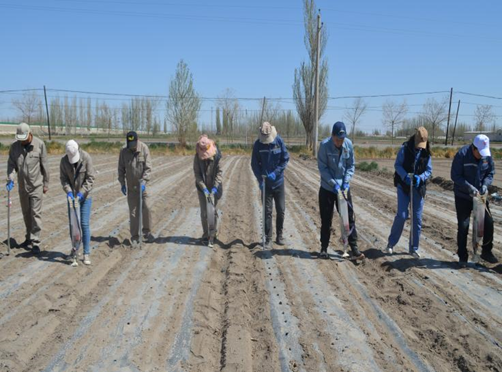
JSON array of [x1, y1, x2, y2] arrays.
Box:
[[0, 155, 501, 372]]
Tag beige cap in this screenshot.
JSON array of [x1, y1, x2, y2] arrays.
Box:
[[414, 127, 428, 149], [15, 122, 31, 141], [259, 122, 277, 144]]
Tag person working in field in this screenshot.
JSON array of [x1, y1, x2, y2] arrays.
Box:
[[317, 121, 364, 261], [6, 123, 50, 255], [193, 135, 223, 248], [118, 131, 154, 247], [385, 127, 432, 258], [451, 134, 497, 265], [251, 122, 290, 249], [60, 140, 96, 265]]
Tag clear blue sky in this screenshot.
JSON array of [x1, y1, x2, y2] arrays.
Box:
[[1, 0, 501, 132]]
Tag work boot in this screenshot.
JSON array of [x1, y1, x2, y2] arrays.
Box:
[[409, 248, 420, 259], [32, 244, 41, 255], [276, 234, 285, 246], [480, 251, 498, 264], [351, 247, 365, 261], [458, 259, 468, 268], [200, 236, 209, 246], [319, 246, 328, 259], [131, 239, 140, 249], [384, 245, 393, 255], [143, 232, 155, 244], [208, 238, 214, 248], [83, 254, 91, 265], [19, 239, 31, 249], [264, 238, 273, 250]]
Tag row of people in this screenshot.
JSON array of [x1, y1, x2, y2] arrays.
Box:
[[5, 122, 498, 266]]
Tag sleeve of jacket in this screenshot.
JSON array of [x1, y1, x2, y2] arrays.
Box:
[[482, 157, 495, 187], [343, 143, 355, 184], [213, 155, 223, 190], [59, 158, 72, 194], [394, 147, 408, 181], [118, 149, 126, 187], [317, 143, 335, 187], [251, 142, 262, 182], [81, 153, 96, 196], [142, 145, 152, 183], [7, 146, 17, 182], [40, 141, 50, 187], [451, 150, 474, 192], [193, 155, 206, 191], [273, 138, 289, 176], [419, 156, 433, 182]]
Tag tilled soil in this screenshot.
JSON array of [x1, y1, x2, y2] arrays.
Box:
[[0, 155, 500, 372]]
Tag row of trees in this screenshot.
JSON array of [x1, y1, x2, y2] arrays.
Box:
[[10, 90, 165, 136], [343, 96, 499, 144]]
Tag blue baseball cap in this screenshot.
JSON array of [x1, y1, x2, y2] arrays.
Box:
[[332, 121, 347, 138]]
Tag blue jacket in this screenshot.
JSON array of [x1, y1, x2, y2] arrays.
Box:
[[451, 144, 495, 201], [251, 135, 289, 189], [394, 138, 432, 197], [317, 137, 355, 192]]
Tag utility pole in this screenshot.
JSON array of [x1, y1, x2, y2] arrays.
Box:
[[313, 10, 322, 157], [43, 85, 52, 140], [260, 96, 266, 125], [451, 100, 461, 146], [444, 87, 453, 145]]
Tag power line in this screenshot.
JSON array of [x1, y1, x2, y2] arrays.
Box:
[[457, 91, 502, 100]]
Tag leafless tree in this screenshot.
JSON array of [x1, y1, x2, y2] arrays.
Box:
[[474, 104, 496, 132], [382, 100, 408, 144], [422, 97, 448, 143], [166, 60, 201, 147], [217, 88, 240, 139], [293, 0, 329, 149], [12, 91, 41, 125], [343, 98, 368, 143]]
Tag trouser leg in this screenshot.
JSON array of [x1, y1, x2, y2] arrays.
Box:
[[142, 191, 151, 235], [127, 190, 140, 241], [274, 183, 286, 238], [455, 196, 472, 261], [388, 185, 409, 248], [19, 188, 32, 242], [80, 197, 92, 255], [263, 187, 274, 241], [197, 190, 209, 239], [482, 201, 494, 255], [319, 187, 336, 249], [29, 189, 43, 245]]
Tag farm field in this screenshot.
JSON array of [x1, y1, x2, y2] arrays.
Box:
[[0, 155, 501, 372]]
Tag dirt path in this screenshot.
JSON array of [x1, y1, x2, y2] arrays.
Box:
[[0, 155, 500, 372]]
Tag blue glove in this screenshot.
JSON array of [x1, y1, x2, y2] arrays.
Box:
[[342, 183, 350, 192], [267, 172, 276, 181], [121, 185, 127, 196], [76, 192, 84, 201], [211, 187, 217, 195], [67, 191, 74, 201], [413, 175, 420, 188], [404, 175, 411, 186], [203, 188, 210, 196], [6, 180, 14, 192], [141, 184, 146, 192], [333, 183, 340, 193]]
